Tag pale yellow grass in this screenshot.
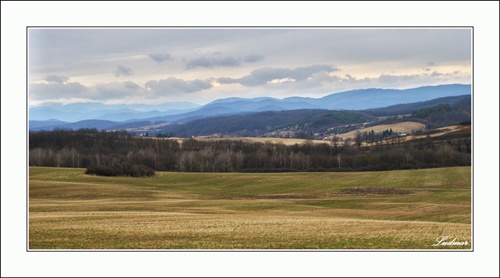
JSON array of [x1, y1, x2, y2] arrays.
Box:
[[193, 137, 329, 145], [141, 135, 330, 145], [412, 125, 465, 140], [29, 210, 471, 249], [29, 167, 471, 249], [336, 121, 426, 140], [30, 195, 471, 249]]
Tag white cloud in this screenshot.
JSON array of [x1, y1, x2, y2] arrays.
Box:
[[268, 78, 296, 84], [217, 64, 340, 87]]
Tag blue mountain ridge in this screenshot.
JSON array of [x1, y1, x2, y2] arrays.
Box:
[[29, 83, 471, 131]]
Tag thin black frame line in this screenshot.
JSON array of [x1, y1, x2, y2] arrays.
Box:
[[28, 249, 471, 253], [26, 25, 474, 29], [470, 26, 475, 252], [26, 27, 30, 252]]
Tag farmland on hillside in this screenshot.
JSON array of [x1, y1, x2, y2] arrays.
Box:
[[334, 121, 426, 140]]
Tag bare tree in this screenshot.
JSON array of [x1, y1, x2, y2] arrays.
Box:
[[29, 148, 45, 166], [354, 131, 363, 148]]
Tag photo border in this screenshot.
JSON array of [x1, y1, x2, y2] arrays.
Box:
[[2, 2, 498, 277]]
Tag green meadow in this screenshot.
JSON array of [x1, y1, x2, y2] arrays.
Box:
[[29, 166, 471, 249]]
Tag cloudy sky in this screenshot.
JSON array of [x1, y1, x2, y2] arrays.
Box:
[[28, 28, 472, 106]]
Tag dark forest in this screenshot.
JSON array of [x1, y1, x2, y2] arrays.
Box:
[[29, 128, 471, 176]]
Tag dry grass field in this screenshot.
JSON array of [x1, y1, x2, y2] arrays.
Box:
[[29, 166, 471, 249], [412, 125, 471, 139], [335, 121, 426, 140], [191, 136, 329, 145], [156, 121, 428, 146]]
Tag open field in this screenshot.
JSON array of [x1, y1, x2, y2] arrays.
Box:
[[191, 136, 329, 145], [140, 122, 468, 148], [29, 166, 471, 249], [146, 136, 330, 146], [335, 121, 426, 140], [412, 125, 471, 139], [149, 123, 432, 146]]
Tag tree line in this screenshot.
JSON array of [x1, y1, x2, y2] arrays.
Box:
[[29, 129, 471, 174]]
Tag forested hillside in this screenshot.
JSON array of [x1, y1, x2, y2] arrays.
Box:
[[159, 110, 374, 138], [155, 95, 471, 139], [365, 95, 470, 116], [29, 93, 471, 142], [368, 96, 471, 129]]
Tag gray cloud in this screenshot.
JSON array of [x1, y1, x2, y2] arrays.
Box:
[[377, 74, 423, 83], [217, 77, 237, 84], [29, 76, 213, 103], [92, 81, 142, 100], [423, 62, 436, 72], [377, 70, 464, 84], [373, 71, 462, 86], [217, 64, 340, 87], [320, 71, 459, 88], [344, 74, 355, 80], [45, 74, 69, 84], [29, 29, 471, 70], [242, 54, 265, 63], [29, 81, 144, 102], [145, 77, 212, 95], [29, 81, 88, 101], [149, 52, 173, 64], [114, 65, 133, 77], [28, 28, 472, 105], [185, 53, 265, 69], [186, 55, 240, 69], [123, 81, 141, 90]]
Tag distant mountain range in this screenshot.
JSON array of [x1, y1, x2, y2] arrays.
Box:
[[29, 101, 201, 122], [29, 83, 471, 132], [157, 94, 471, 137]]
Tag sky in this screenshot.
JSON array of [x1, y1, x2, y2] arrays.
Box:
[[28, 28, 472, 106]]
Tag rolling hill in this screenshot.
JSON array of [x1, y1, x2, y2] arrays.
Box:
[[153, 94, 471, 138], [314, 84, 470, 110], [365, 94, 471, 116], [28, 84, 471, 135], [157, 110, 374, 137], [147, 84, 471, 123]]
